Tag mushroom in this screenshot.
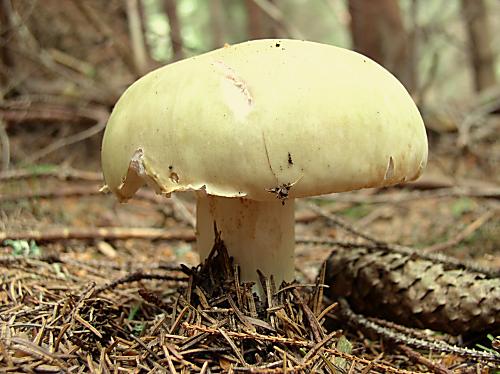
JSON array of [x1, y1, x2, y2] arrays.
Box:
[[101, 39, 428, 294]]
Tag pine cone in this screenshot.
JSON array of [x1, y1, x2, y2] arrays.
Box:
[[325, 246, 500, 335]]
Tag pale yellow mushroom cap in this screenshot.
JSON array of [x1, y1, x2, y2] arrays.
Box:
[[101, 39, 428, 202]]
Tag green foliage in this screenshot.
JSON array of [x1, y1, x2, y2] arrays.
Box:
[[339, 204, 372, 220], [333, 335, 352, 372], [451, 197, 474, 217], [132, 323, 146, 336], [475, 334, 500, 363], [23, 163, 58, 175], [3, 239, 41, 257], [128, 303, 142, 321]]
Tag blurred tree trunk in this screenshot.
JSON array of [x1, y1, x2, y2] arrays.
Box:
[[245, 0, 280, 40], [163, 0, 183, 61], [126, 0, 148, 74], [246, 0, 265, 39], [348, 0, 414, 92], [461, 0, 497, 92], [0, 0, 15, 87], [209, 0, 226, 48]]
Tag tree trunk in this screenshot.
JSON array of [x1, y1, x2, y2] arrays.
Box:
[[0, 0, 15, 87], [209, 0, 226, 48], [461, 0, 497, 92], [245, 0, 283, 40], [126, 0, 148, 74], [163, 0, 183, 61], [348, 0, 414, 92], [245, 0, 265, 39]]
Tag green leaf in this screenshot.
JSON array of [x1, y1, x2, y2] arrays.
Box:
[[451, 198, 473, 217], [3, 239, 40, 257], [333, 335, 352, 372], [128, 303, 142, 321]]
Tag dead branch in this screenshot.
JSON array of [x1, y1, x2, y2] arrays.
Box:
[[0, 100, 109, 164], [47, 48, 95, 76], [0, 100, 107, 126], [0, 185, 179, 221], [397, 345, 452, 374], [6, 13, 117, 105], [306, 202, 382, 244], [0, 185, 103, 202], [0, 183, 174, 208], [70, 0, 140, 76], [0, 227, 195, 242], [0, 167, 101, 182], [25, 117, 107, 164], [94, 271, 188, 296], [337, 298, 500, 365]]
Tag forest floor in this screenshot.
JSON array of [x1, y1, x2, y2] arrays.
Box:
[[0, 122, 499, 373]]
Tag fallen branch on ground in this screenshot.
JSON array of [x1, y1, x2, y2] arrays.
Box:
[[322, 186, 500, 204], [422, 210, 497, 252], [306, 202, 382, 244], [0, 167, 102, 182], [0, 100, 107, 126], [0, 227, 195, 242], [337, 298, 500, 365]]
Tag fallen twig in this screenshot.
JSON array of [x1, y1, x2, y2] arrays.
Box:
[[0, 227, 195, 242], [306, 202, 382, 244], [0, 184, 170, 206], [337, 298, 500, 365], [0, 167, 101, 182], [0, 185, 102, 202], [94, 271, 187, 296], [0, 101, 106, 126], [24, 114, 107, 164], [422, 210, 497, 252], [397, 344, 452, 374]]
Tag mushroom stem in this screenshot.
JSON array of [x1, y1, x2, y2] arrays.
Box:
[[196, 194, 295, 294]]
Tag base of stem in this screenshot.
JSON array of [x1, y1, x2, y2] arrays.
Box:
[[196, 194, 295, 291]]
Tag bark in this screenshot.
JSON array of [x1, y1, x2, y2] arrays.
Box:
[[0, 0, 15, 86], [348, 0, 414, 91], [209, 0, 226, 48], [163, 0, 183, 61], [461, 0, 497, 92]]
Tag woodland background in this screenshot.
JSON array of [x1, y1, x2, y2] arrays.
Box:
[[0, 1, 499, 372], [0, 0, 499, 173]]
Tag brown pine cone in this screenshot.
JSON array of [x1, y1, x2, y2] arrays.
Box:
[[325, 245, 500, 335]]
